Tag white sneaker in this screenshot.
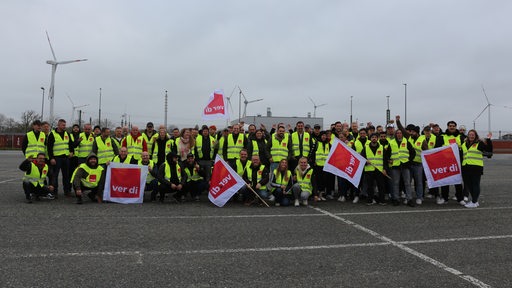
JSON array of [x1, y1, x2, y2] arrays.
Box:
[[425, 194, 434, 199], [326, 194, 334, 200], [294, 199, 300, 207], [352, 196, 359, 204], [275, 202, 281, 207], [268, 195, 275, 202], [416, 199, 422, 205], [302, 199, 308, 206], [451, 196, 457, 201], [459, 200, 467, 206], [403, 199, 408, 205], [337, 196, 346, 202], [464, 202, 479, 208], [320, 195, 327, 201], [463, 196, 469, 202], [46, 193, 55, 200], [437, 197, 448, 205]]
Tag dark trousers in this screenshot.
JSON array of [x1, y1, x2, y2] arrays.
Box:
[[462, 173, 481, 203], [441, 184, 463, 202], [22, 182, 51, 199], [183, 180, 208, 198], [51, 156, 71, 196], [158, 184, 184, 202], [364, 170, 386, 203]]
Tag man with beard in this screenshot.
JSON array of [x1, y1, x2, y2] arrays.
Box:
[[71, 153, 105, 204], [157, 152, 185, 203], [361, 133, 388, 205], [182, 153, 208, 202], [19, 152, 54, 203]]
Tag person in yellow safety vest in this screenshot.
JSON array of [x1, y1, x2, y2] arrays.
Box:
[[222, 124, 248, 166], [240, 155, 269, 206], [19, 152, 55, 203], [268, 159, 293, 206], [350, 128, 369, 204], [194, 125, 216, 183], [311, 131, 332, 202], [22, 120, 46, 159], [157, 152, 185, 203], [69, 124, 81, 183], [267, 125, 292, 175], [76, 123, 96, 165], [111, 146, 138, 164], [215, 128, 228, 159], [248, 129, 271, 167], [291, 157, 316, 207], [290, 121, 313, 171], [361, 133, 389, 205], [46, 119, 74, 198], [435, 120, 465, 205], [71, 153, 105, 204], [462, 130, 493, 208], [112, 126, 124, 152], [93, 127, 119, 167], [141, 122, 157, 155], [138, 151, 159, 202], [121, 125, 148, 161], [182, 153, 208, 202], [152, 127, 174, 168], [387, 128, 416, 207]]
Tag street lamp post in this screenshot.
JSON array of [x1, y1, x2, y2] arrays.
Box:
[[350, 96, 353, 124], [98, 88, 102, 126], [386, 95, 390, 124], [40, 87, 45, 120], [403, 83, 407, 125]]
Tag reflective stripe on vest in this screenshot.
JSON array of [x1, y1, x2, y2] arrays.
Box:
[[227, 134, 244, 160], [315, 142, 330, 166], [291, 132, 311, 157], [184, 165, 203, 182], [195, 135, 215, 159], [443, 134, 461, 148], [296, 168, 314, 194], [236, 160, 251, 177], [95, 136, 115, 164], [23, 163, 49, 187], [410, 136, 423, 163], [138, 159, 156, 183], [389, 138, 409, 167], [71, 163, 103, 188], [247, 165, 265, 184], [164, 162, 182, 182], [462, 143, 483, 167], [52, 130, 70, 156], [270, 134, 289, 162], [25, 131, 46, 158], [271, 169, 291, 192]]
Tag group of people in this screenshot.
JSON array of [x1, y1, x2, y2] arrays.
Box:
[[20, 116, 493, 208]]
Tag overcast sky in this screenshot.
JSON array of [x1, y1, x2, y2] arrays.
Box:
[[1, 0, 511, 134]]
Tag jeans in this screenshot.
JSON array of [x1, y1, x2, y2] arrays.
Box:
[[391, 166, 412, 201], [409, 163, 424, 200], [291, 183, 310, 201]]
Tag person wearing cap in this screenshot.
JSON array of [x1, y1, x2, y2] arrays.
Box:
[[71, 153, 105, 204], [19, 152, 55, 203], [182, 153, 207, 201], [311, 130, 332, 201], [22, 120, 46, 159], [142, 122, 157, 154], [304, 124, 312, 135], [157, 152, 186, 203], [194, 125, 216, 183], [122, 125, 148, 161], [93, 125, 101, 137], [312, 124, 322, 142], [385, 123, 396, 141]]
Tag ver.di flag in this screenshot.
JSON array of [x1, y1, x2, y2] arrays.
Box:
[[421, 143, 462, 188], [103, 162, 148, 204], [323, 137, 366, 187], [208, 155, 246, 207], [202, 89, 229, 120]]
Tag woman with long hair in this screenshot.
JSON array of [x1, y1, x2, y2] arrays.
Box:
[[175, 128, 195, 163], [461, 129, 493, 208], [269, 159, 293, 206]]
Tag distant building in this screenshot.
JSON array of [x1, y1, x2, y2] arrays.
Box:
[[231, 115, 324, 130]]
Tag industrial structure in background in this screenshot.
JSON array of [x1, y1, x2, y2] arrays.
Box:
[[232, 107, 324, 130]]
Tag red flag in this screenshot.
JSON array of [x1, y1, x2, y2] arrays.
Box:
[[208, 155, 246, 207], [323, 138, 366, 187], [421, 144, 462, 188], [202, 89, 229, 120]]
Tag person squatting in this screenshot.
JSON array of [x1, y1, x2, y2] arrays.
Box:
[[20, 116, 492, 208]]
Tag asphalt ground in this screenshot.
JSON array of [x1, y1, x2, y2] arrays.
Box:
[[1, 150, 511, 288]]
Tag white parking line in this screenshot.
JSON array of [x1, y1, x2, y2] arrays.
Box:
[[311, 206, 492, 288], [0, 178, 17, 184]]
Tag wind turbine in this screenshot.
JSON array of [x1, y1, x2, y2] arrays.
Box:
[[66, 93, 89, 124], [239, 86, 263, 118], [309, 97, 327, 118], [45, 31, 88, 125], [473, 86, 492, 134]]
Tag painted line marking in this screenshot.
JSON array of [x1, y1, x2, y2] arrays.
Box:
[[311, 206, 491, 288], [0, 178, 17, 184]]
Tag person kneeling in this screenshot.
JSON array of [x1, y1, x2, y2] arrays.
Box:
[[71, 153, 105, 204], [19, 153, 55, 203], [157, 152, 185, 203]]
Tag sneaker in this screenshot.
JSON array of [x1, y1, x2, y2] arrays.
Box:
[[326, 194, 334, 200], [275, 202, 281, 207], [337, 196, 346, 202], [464, 202, 479, 208], [320, 195, 327, 201], [459, 200, 467, 206], [302, 199, 308, 206], [194, 196, 200, 202], [367, 199, 376, 206], [436, 197, 446, 205], [294, 199, 300, 207], [416, 199, 422, 205], [463, 196, 469, 202], [451, 196, 457, 201], [403, 199, 409, 205], [47, 193, 55, 200], [425, 194, 434, 199], [268, 195, 275, 202], [352, 196, 359, 204]]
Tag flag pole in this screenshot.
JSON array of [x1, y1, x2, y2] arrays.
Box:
[[366, 161, 392, 180], [246, 184, 270, 207]]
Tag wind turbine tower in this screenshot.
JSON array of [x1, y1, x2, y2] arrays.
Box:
[[45, 31, 88, 125]]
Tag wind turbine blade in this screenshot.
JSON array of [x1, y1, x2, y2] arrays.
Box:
[[66, 93, 75, 106], [317, 103, 327, 108], [481, 85, 491, 105], [46, 31, 57, 61], [473, 105, 489, 122], [238, 86, 248, 102], [308, 97, 316, 106], [57, 59, 88, 65], [248, 98, 263, 104]]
